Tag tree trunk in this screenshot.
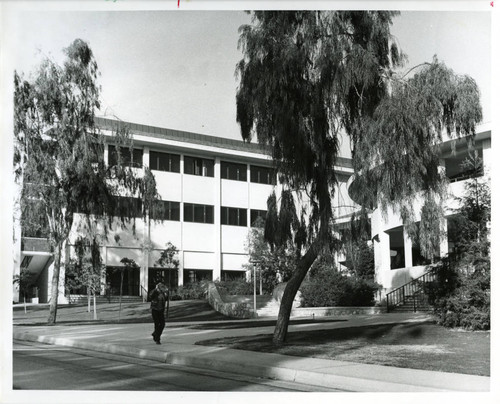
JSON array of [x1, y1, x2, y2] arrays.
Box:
[[93, 292, 97, 320], [87, 285, 91, 313], [119, 270, 124, 321], [47, 245, 62, 324], [272, 240, 320, 345]]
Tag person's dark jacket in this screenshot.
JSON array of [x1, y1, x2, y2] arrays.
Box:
[[149, 288, 168, 311]]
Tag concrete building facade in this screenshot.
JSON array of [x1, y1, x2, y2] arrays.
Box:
[[14, 117, 355, 303]]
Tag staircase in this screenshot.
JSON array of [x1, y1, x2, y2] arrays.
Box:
[[386, 269, 437, 313], [256, 297, 280, 317], [67, 295, 144, 305]]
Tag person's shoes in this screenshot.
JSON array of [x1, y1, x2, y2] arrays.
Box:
[[156, 340, 161, 345], [152, 333, 157, 341]]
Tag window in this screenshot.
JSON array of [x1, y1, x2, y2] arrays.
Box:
[[150, 151, 180, 173], [108, 145, 143, 168], [221, 161, 247, 181], [250, 165, 276, 185], [250, 209, 267, 227], [445, 149, 483, 183], [112, 196, 142, 218], [184, 203, 214, 224], [184, 269, 213, 284], [150, 200, 180, 221], [221, 206, 247, 227], [387, 227, 405, 270], [184, 156, 214, 177]]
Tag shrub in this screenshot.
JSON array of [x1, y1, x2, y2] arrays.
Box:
[[425, 258, 490, 330], [170, 281, 209, 300], [214, 279, 254, 296], [301, 268, 380, 307]]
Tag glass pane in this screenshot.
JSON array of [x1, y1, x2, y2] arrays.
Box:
[[205, 206, 214, 223], [194, 204, 204, 222]]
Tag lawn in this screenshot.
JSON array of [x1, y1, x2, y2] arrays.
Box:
[[196, 321, 490, 376]]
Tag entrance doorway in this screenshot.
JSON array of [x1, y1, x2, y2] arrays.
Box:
[[106, 266, 140, 296], [148, 267, 178, 295]]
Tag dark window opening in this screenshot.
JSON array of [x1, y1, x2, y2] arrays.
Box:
[[106, 266, 140, 296], [250, 165, 276, 185], [148, 267, 178, 297], [150, 200, 180, 221], [108, 145, 143, 168], [250, 210, 267, 227], [112, 196, 143, 218], [184, 156, 214, 177], [221, 207, 247, 227], [149, 151, 180, 173], [184, 203, 214, 224], [183, 269, 213, 284], [221, 270, 246, 281], [221, 161, 247, 181], [445, 149, 484, 183], [387, 227, 405, 270]]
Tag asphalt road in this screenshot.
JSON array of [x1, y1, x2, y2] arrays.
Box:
[[13, 340, 341, 392]]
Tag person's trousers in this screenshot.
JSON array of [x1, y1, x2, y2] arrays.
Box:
[[151, 309, 165, 341]]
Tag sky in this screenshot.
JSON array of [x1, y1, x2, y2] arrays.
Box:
[[4, 4, 492, 152]]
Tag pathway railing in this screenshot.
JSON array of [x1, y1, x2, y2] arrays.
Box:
[[386, 267, 437, 313]]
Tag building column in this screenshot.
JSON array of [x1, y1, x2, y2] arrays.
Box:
[[141, 147, 150, 299], [179, 154, 184, 286], [403, 228, 413, 268], [374, 230, 391, 290], [213, 157, 222, 281]]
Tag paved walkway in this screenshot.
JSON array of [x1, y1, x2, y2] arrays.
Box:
[[13, 312, 490, 392]]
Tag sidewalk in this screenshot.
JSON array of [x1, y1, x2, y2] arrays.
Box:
[[13, 311, 490, 392]]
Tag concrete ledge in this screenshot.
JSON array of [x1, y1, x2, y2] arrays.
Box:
[[292, 306, 383, 317], [206, 282, 255, 319]]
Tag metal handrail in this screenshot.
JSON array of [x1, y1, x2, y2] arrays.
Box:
[[386, 267, 437, 313]]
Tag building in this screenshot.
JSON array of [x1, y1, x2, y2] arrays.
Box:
[[364, 123, 491, 297], [16, 116, 487, 305], [14, 117, 355, 304]]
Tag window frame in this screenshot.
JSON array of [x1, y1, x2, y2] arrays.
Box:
[[221, 161, 247, 182], [184, 203, 214, 224], [184, 156, 214, 177], [149, 151, 180, 173], [221, 206, 248, 227]]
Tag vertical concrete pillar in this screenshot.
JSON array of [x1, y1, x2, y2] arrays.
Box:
[[213, 157, 222, 281], [141, 146, 150, 299], [179, 155, 184, 286], [403, 228, 413, 268]]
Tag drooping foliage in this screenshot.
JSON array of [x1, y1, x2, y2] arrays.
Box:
[[353, 57, 482, 238], [14, 39, 159, 324], [236, 11, 482, 344], [237, 11, 405, 243]]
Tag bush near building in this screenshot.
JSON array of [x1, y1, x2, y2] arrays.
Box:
[[301, 265, 380, 307], [425, 154, 490, 331], [214, 279, 254, 297], [170, 281, 209, 301], [425, 256, 490, 330]]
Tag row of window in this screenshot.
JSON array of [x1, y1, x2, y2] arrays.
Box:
[[108, 146, 275, 185], [110, 196, 267, 226]]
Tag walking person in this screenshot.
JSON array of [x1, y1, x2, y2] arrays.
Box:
[[149, 282, 169, 344]]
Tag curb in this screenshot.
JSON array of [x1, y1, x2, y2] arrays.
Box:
[[13, 331, 489, 392]]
